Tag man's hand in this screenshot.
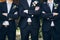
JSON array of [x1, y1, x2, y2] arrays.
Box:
[[2, 21, 9, 27], [42, 11, 46, 14], [24, 10, 28, 14], [2, 13, 8, 16], [14, 12, 18, 15], [53, 13, 58, 16], [2, 21, 9, 26], [35, 6, 40, 11]]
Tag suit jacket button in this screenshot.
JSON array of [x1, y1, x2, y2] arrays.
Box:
[[9, 18, 12, 20], [47, 18, 49, 20], [31, 15, 34, 17]]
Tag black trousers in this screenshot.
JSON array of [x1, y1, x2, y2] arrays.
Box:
[[20, 25, 40, 40], [0, 25, 16, 40], [42, 27, 56, 40]]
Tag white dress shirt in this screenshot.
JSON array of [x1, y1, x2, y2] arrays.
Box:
[[27, 0, 32, 7], [2, 1, 12, 26], [6, 1, 12, 13], [49, 2, 54, 12], [27, 0, 32, 22], [48, 1, 55, 27]]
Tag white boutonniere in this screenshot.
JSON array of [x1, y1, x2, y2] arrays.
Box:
[[54, 3, 58, 9], [32, 1, 38, 6], [13, 5, 17, 9]]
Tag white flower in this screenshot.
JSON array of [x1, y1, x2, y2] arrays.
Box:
[[34, 1, 38, 4], [32, 1, 38, 6]]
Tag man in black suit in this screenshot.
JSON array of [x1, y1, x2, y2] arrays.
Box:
[[41, 0, 60, 40], [0, 0, 18, 40], [18, 0, 41, 40]]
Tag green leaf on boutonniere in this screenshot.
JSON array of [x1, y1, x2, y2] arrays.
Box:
[[32, 1, 38, 7], [54, 3, 58, 9]]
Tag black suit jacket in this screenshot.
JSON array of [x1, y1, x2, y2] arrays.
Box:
[[1, 2, 18, 27], [41, 2, 60, 31], [19, 0, 41, 29]]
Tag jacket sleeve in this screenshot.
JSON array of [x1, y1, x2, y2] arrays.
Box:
[[41, 4, 54, 20], [18, 0, 28, 17], [8, 5, 19, 20], [53, 4, 60, 21]]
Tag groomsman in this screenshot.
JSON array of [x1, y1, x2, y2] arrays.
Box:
[[41, 0, 60, 40], [18, 0, 41, 40], [0, 0, 18, 40]]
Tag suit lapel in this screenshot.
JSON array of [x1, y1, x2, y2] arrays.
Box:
[[47, 3, 55, 13], [52, 4, 55, 12], [21, 0, 35, 8], [25, 0, 34, 7], [5, 3, 8, 13], [21, 0, 29, 8], [25, 0, 33, 7], [25, 0, 29, 7], [6, 2, 13, 13], [45, 3, 51, 13], [30, 0, 35, 7]]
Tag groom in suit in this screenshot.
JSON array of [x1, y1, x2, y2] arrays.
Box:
[[41, 0, 60, 40], [18, 0, 41, 40], [0, 0, 18, 40]]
